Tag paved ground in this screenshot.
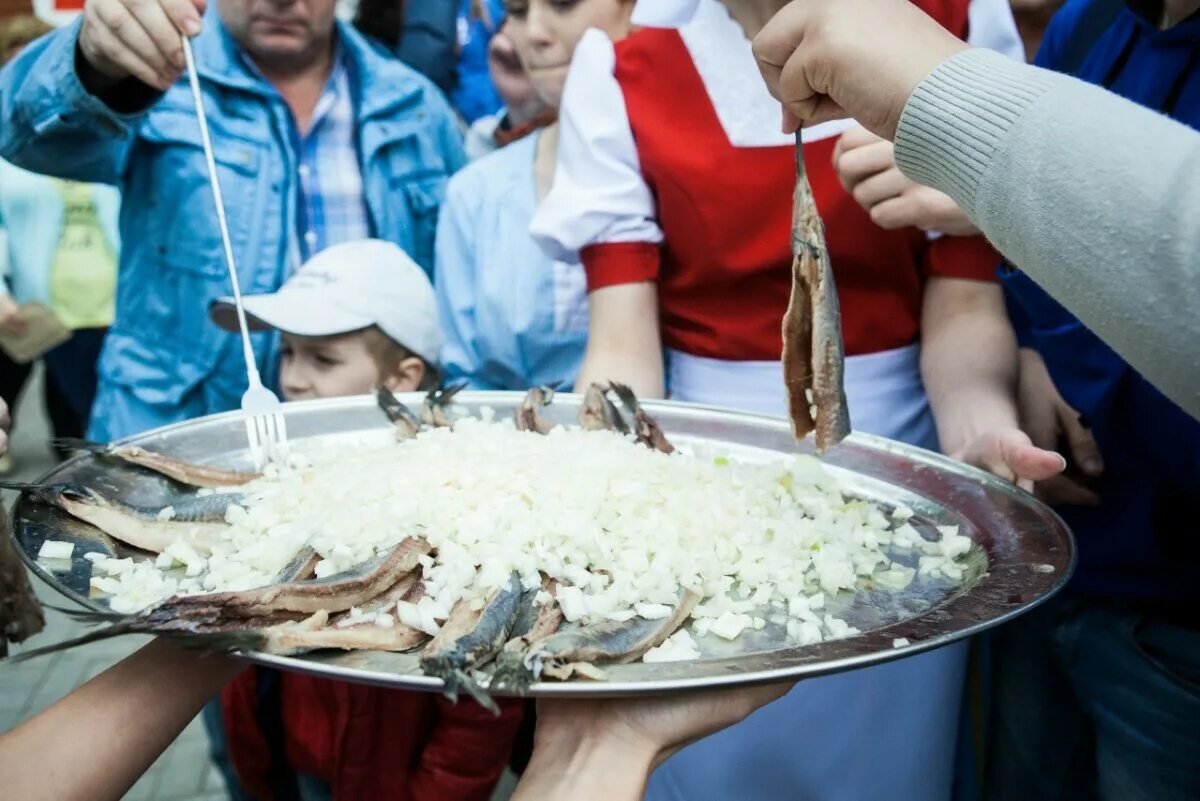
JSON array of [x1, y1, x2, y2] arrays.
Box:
[[1, 367, 518, 801]]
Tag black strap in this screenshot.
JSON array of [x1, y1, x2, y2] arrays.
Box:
[[255, 667, 301, 801], [1059, 0, 1129, 75], [1100, 22, 1143, 87], [1162, 40, 1200, 116]]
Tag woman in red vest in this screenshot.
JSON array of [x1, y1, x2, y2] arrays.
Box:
[[531, 0, 1057, 798]]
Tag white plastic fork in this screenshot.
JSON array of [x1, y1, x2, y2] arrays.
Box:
[[182, 36, 288, 470]]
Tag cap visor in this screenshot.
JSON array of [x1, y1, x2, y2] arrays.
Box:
[[209, 292, 373, 338]]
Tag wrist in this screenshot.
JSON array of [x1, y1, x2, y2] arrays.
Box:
[[75, 39, 125, 95], [938, 388, 1020, 456], [517, 722, 656, 800]]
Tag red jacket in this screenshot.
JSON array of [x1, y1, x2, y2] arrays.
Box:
[[222, 669, 524, 801]]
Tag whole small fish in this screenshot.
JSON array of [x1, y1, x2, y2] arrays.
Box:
[[608, 383, 675, 454], [54, 438, 259, 488], [578, 383, 630, 434], [0, 480, 235, 554], [514, 385, 558, 434], [528, 588, 699, 681], [420, 573, 524, 713]]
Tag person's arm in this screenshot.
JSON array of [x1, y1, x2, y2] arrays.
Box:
[[921, 277, 1064, 488], [896, 49, 1200, 419], [0, 639, 244, 801], [753, 0, 1200, 419], [574, 282, 665, 398], [0, 0, 203, 182], [511, 682, 793, 801], [408, 696, 525, 801], [529, 29, 667, 397]]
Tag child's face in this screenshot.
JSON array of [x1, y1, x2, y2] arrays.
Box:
[[280, 331, 423, 400], [280, 332, 378, 401]]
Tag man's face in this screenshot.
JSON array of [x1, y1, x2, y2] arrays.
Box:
[[218, 0, 338, 68]]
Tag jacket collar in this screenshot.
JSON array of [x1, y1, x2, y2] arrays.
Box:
[[190, 13, 429, 117]]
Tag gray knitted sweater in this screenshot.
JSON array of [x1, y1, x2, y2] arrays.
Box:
[[895, 48, 1200, 420]]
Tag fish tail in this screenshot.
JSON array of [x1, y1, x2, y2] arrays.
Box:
[[51, 438, 112, 456], [436, 380, 469, 403], [608, 382, 641, 415], [0, 479, 41, 493], [5, 620, 145, 661], [40, 602, 130, 625], [443, 668, 500, 716], [488, 654, 534, 695]]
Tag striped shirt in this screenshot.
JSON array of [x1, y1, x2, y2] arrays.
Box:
[[295, 55, 371, 262]]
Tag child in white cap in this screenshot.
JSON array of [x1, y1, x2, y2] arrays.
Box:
[[207, 239, 524, 800], [210, 239, 442, 401]]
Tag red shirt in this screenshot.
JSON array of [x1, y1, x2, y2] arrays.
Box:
[[582, 0, 999, 360], [222, 670, 523, 801]]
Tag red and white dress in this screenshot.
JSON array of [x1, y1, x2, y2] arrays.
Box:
[[530, 0, 1022, 798]]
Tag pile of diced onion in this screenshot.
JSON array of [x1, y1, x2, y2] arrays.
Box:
[[76, 413, 975, 660]]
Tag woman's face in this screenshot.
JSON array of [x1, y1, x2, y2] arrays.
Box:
[[503, 0, 634, 108]]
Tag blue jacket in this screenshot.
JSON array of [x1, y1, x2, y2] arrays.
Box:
[[1002, 0, 1200, 601], [0, 17, 465, 440]]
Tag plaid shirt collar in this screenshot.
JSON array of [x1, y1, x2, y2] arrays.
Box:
[[241, 40, 371, 263]]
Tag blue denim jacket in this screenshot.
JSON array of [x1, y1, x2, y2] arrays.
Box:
[[0, 17, 465, 440]]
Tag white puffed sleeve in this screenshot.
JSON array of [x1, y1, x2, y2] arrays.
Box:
[[529, 29, 663, 263], [968, 0, 1026, 61]]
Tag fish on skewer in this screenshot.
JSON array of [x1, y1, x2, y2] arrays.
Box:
[[515, 385, 559, 434], [608, 383, 675, 454], [0, 480, 235, 554], [782, 134, 850, 454], [524, 588, 700, 682], [420, 573, 525, 712], [0, 502, 44, 656], [53, 438, 260, 488], [578, 383, 630, 434]]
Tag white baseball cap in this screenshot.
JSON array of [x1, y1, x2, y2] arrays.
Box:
[[209, 239, 442, 364]]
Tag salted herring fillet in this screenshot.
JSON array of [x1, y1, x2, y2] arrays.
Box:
[[782, 134, 850, 453], [157, 536, 432, 619], [53, 438, 258, 487]]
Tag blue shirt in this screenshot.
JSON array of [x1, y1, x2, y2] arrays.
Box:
[[435, 131, 589, 390], [1001, 0, 1200, 600]]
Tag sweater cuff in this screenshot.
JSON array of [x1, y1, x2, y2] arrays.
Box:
[[894, 48, 1060, 218]]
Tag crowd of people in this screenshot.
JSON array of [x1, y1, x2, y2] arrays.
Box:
[[0, 0, 1197, 799]]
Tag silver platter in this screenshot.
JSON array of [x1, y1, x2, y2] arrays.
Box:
[[10, 392, 1074, 696]]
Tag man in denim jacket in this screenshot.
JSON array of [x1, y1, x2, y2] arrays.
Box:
[[0, 0, 465, 441]]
